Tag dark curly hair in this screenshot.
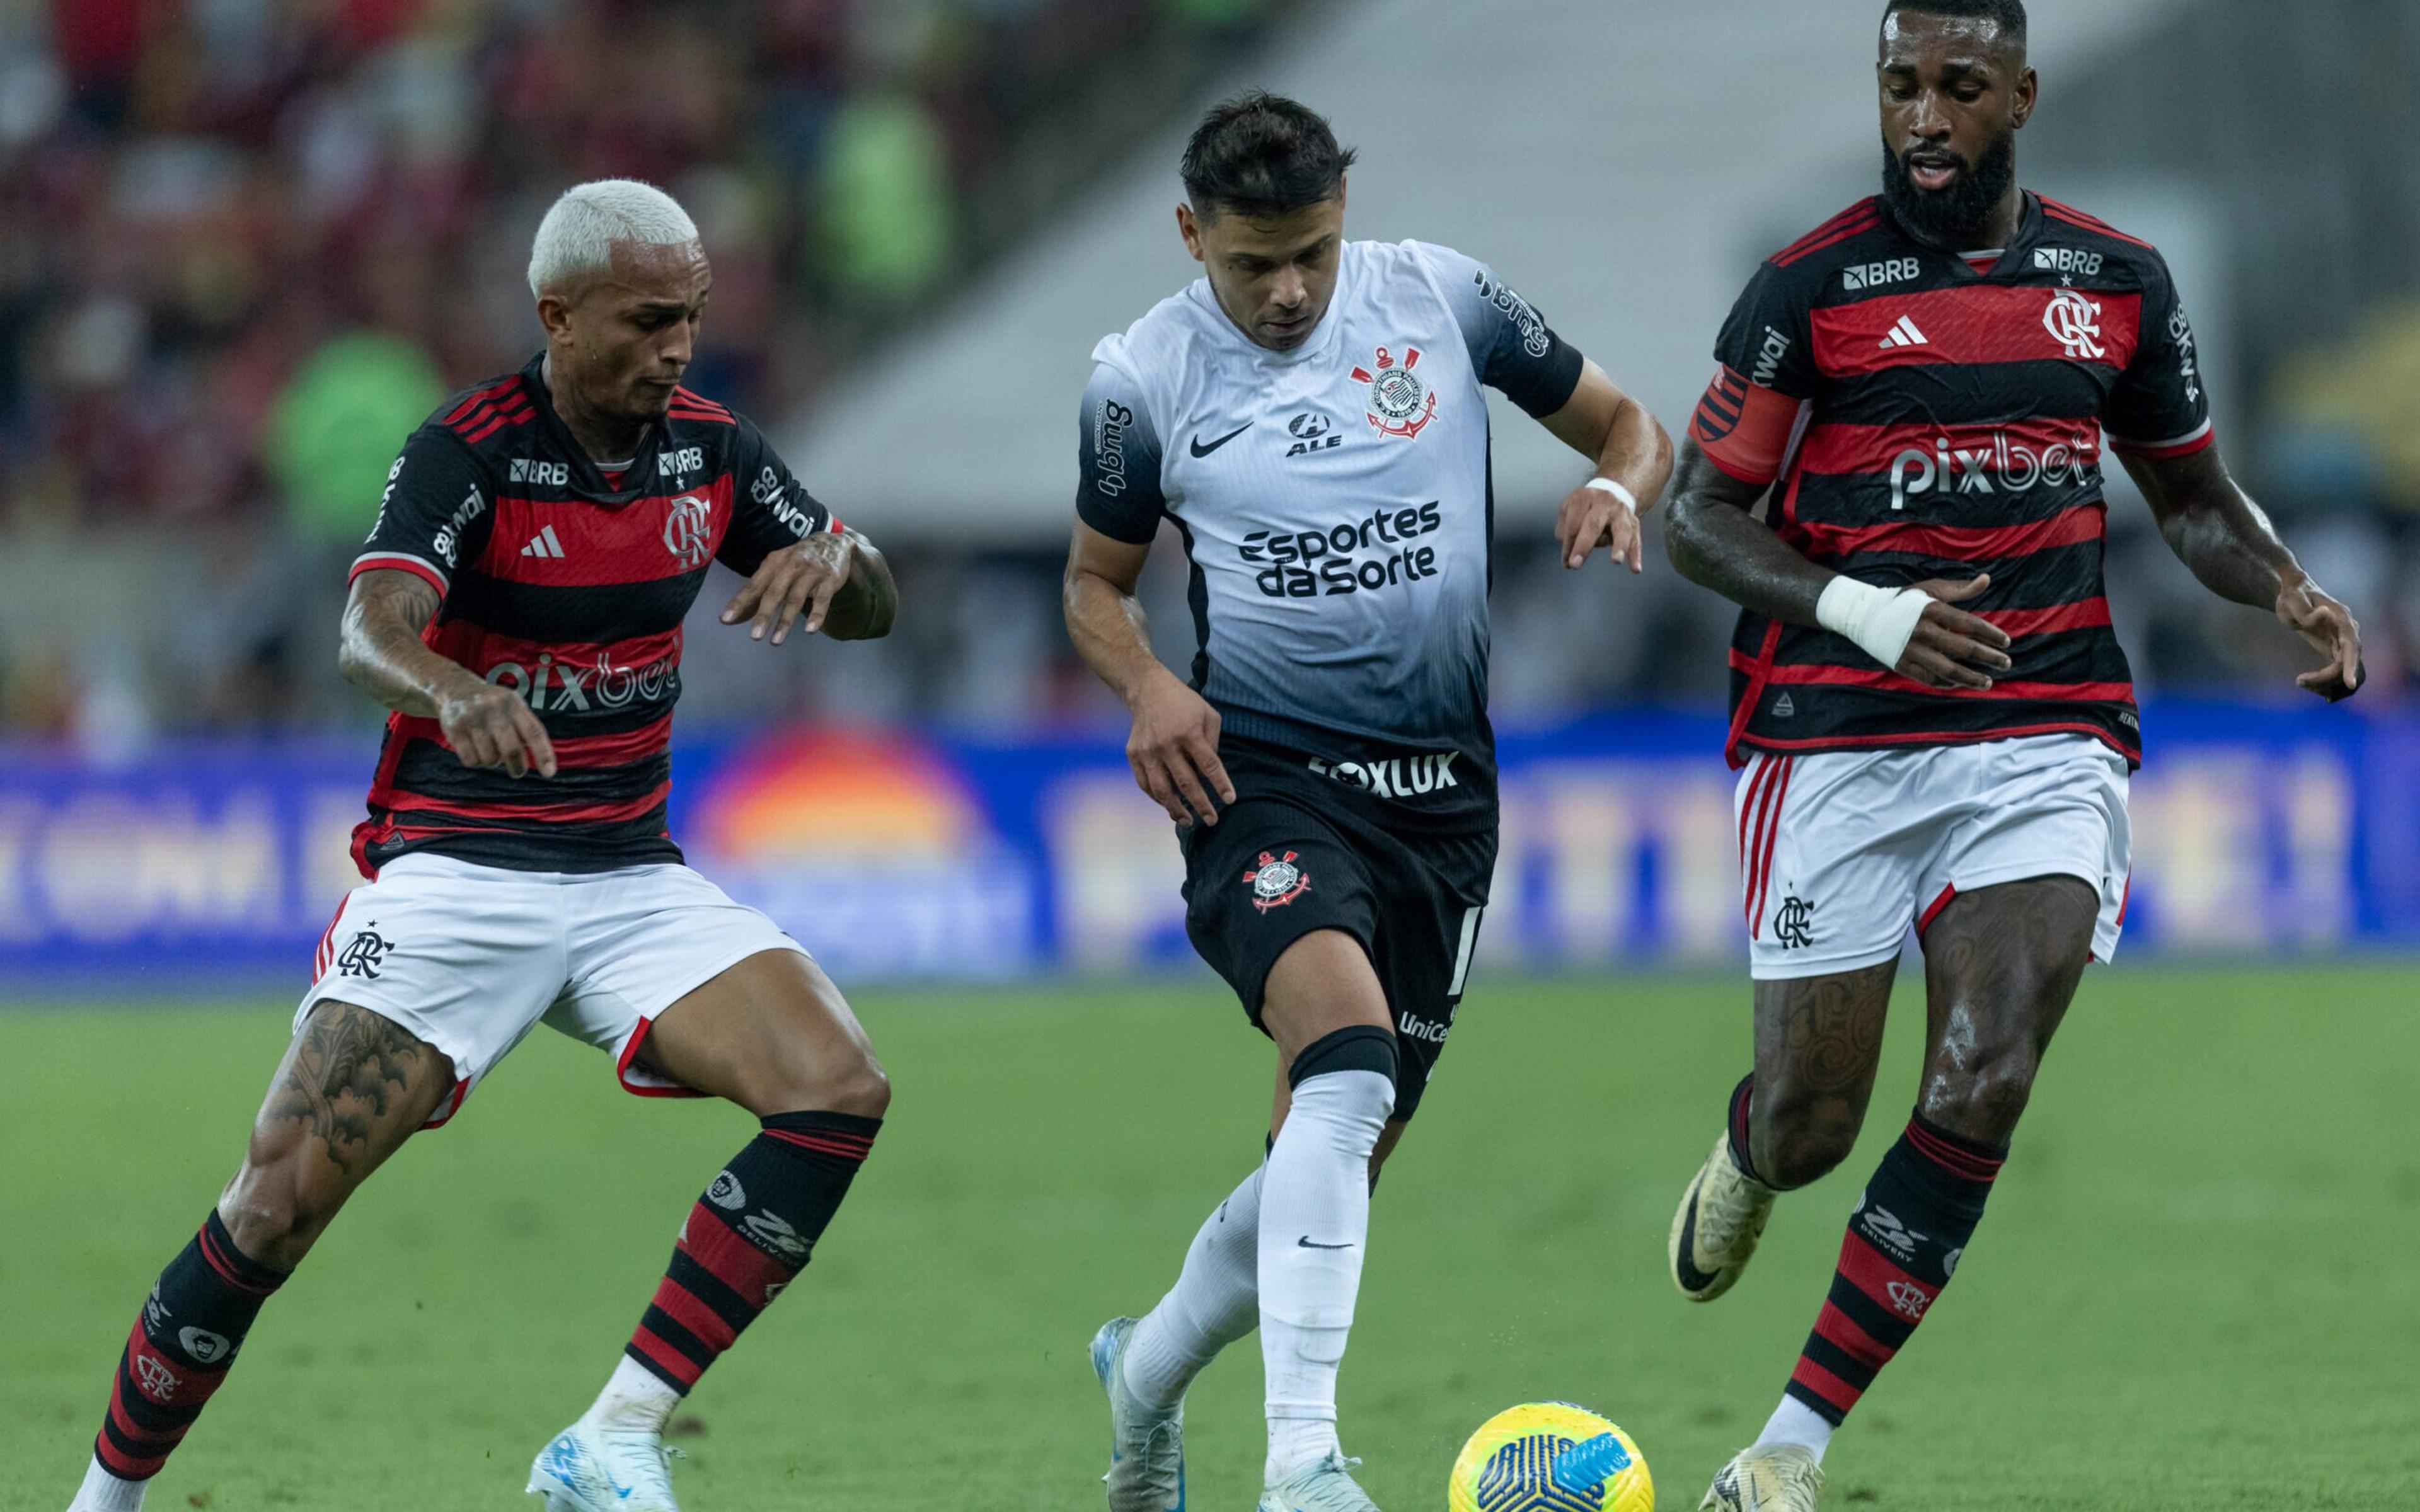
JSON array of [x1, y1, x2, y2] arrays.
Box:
[[1180, 91, 1357, 220]]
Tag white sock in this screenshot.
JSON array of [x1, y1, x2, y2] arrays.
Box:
[[1124, 1163, 1264, 1411], [587, 1354, 679, 1435], [67, 1457, 147, 1512], [1754, 1395, 1835, 1463], [1258, 1067, 1393, 1485]]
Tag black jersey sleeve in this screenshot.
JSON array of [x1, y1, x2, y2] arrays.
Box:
[[1075, 361, 1167, 544], [1712, 260, 1817, 401], [1689, 261, 1816, 486], [719, 417, 839, 575], [2104, 254, 2215, 457], [1412, 241, 1586, 419], [352, 426, 495, 598]]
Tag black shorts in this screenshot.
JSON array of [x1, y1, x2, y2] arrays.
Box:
[[1179, 740, 1494, 1123]]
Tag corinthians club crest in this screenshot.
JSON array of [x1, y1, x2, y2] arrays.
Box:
[[1351, 345, 1438, 440], [1243, 850, 1311, 912]]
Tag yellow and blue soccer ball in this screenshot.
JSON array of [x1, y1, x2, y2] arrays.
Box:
[[1448, 1402, 1652, 1512]]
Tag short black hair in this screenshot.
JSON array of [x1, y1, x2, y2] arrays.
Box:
[[1882, 0, 2027, 47], [1180, 91, 1356, 220]]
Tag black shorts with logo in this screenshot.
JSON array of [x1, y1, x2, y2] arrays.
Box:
[[1178, 736, 1495, 1123]]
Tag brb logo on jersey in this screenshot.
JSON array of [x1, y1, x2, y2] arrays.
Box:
[[1352, 345, 1438, 440], [2043, 289, 2107, 360], [664, 493, 713, 569]]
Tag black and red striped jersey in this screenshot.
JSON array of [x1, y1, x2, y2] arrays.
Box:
[[1689, 192, 2213, 769], [347, 352, 839, 876]]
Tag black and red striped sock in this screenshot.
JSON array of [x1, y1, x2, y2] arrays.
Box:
[[625, 1111, 881, 1394], [1784, 1113, 2004, 1426], [91, 1210, 289, 1482]]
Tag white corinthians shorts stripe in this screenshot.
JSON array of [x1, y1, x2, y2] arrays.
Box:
[[1736, 733, 2131, 980], [302, 855, 807, 1126]]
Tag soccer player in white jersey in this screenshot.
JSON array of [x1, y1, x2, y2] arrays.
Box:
[[1064, 93, 1674, 1512]]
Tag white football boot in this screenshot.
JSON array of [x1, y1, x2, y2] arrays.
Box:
[[1257, 1453, 1381, 1512], [1670, 1133, 1778, 1302], [1090, 1317, 1187, 1512], [526, 1416, 683, 1512], [1699, 1444, 1823, 1511]]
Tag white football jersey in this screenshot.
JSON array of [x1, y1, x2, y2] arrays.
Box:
[[1076, 239, 1582, 823]]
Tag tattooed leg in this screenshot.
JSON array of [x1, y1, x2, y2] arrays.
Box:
[[1747, 961, 1896, 1189], [1918, 877, 2099, 1145], [217, 1000, 456, 1269]]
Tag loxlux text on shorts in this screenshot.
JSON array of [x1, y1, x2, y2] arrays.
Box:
[[1305, 749, 1463, 801]]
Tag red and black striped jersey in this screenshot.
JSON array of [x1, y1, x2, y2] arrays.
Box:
[[1689, 192, 2213, 769], [347, 352, 839, 876]]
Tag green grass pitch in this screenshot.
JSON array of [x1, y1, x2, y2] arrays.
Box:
[[4, 966, 2417, 1511]]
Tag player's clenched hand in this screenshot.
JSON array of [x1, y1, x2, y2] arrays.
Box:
[[2276, 571, 2363, 701], [1555, 481, 1643, 573], [722, 531, 854, 645], [1896, 575, 2014, 691], [437, 679, 556, 779], [1127, 672, 1235, 827]]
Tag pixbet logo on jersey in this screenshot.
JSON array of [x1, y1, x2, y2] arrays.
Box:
[[1242, 501, 1443, 598], [485, 650, 681, 712], [1887, 429, 2102, 511]]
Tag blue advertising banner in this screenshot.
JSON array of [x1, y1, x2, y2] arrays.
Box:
[[0, 702, 2409, 985]]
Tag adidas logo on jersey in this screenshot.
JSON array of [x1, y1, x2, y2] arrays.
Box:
[[1878, 316, 1930, 350], [520, 525, 566, 559]]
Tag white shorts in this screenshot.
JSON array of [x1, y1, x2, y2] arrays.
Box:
[[301, 855, 807, 1128], [1736, 734, 2131, 981]]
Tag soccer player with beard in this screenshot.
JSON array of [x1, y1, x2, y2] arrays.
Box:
[[1659, 4, 2361, 1509], [1066, 94, 1671, 1512], [62, 181, 897, 1512]]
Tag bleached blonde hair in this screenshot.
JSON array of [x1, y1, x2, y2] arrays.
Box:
[[527, 180, 700, 299]]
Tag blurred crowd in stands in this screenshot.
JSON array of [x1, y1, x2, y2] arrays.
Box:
[[0, 0, 2412, 747]]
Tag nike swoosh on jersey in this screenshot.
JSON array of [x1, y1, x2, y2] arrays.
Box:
[[1296, 1236, 1352, 1250], [1189, 423, 1253, 457]]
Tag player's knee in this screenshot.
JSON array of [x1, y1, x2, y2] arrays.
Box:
[[219, 1162, 343, 1269], [1286, 1024, 1399, 1141], [758, 1040, 889, 1120], [1752, 1104, 1861, 1190], [1920, 1043, 2039, 1143], [821, 1052, 891, 1120]]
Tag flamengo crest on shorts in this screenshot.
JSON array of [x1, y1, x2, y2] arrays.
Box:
[[1244, 850, 1311, 912]]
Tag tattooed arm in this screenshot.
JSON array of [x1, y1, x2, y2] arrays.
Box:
[[2123, 446, 2362, 701], [338, 568, 557, 778]]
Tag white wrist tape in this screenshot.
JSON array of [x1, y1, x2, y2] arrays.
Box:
[[1816, 576, 1934, 670], [1583, 476, 1639, 512]]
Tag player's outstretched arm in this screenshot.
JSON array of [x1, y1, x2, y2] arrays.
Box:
[[720, 527, 896, 644], [2123, 446, 2362, 700], [1663, 439, 2012, 690], [1063, 521, 1235, 827], [338, 568, 557, 777], [1540, 360, 1674, 573]]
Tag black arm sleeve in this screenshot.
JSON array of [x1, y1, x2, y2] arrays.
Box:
[[1074, 362, 1167, 544], [2104, 253, 2215, 456], [719, 417, 839, 576], [1415, 241, 1586, 420], [353, 427, 495, 598]]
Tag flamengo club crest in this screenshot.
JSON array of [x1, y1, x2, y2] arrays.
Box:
[[2043, 289, 2106, 360], [1351, 345, 1438, 440], [664, 493, 714, 569], [1243, 850, 1311, 912]]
